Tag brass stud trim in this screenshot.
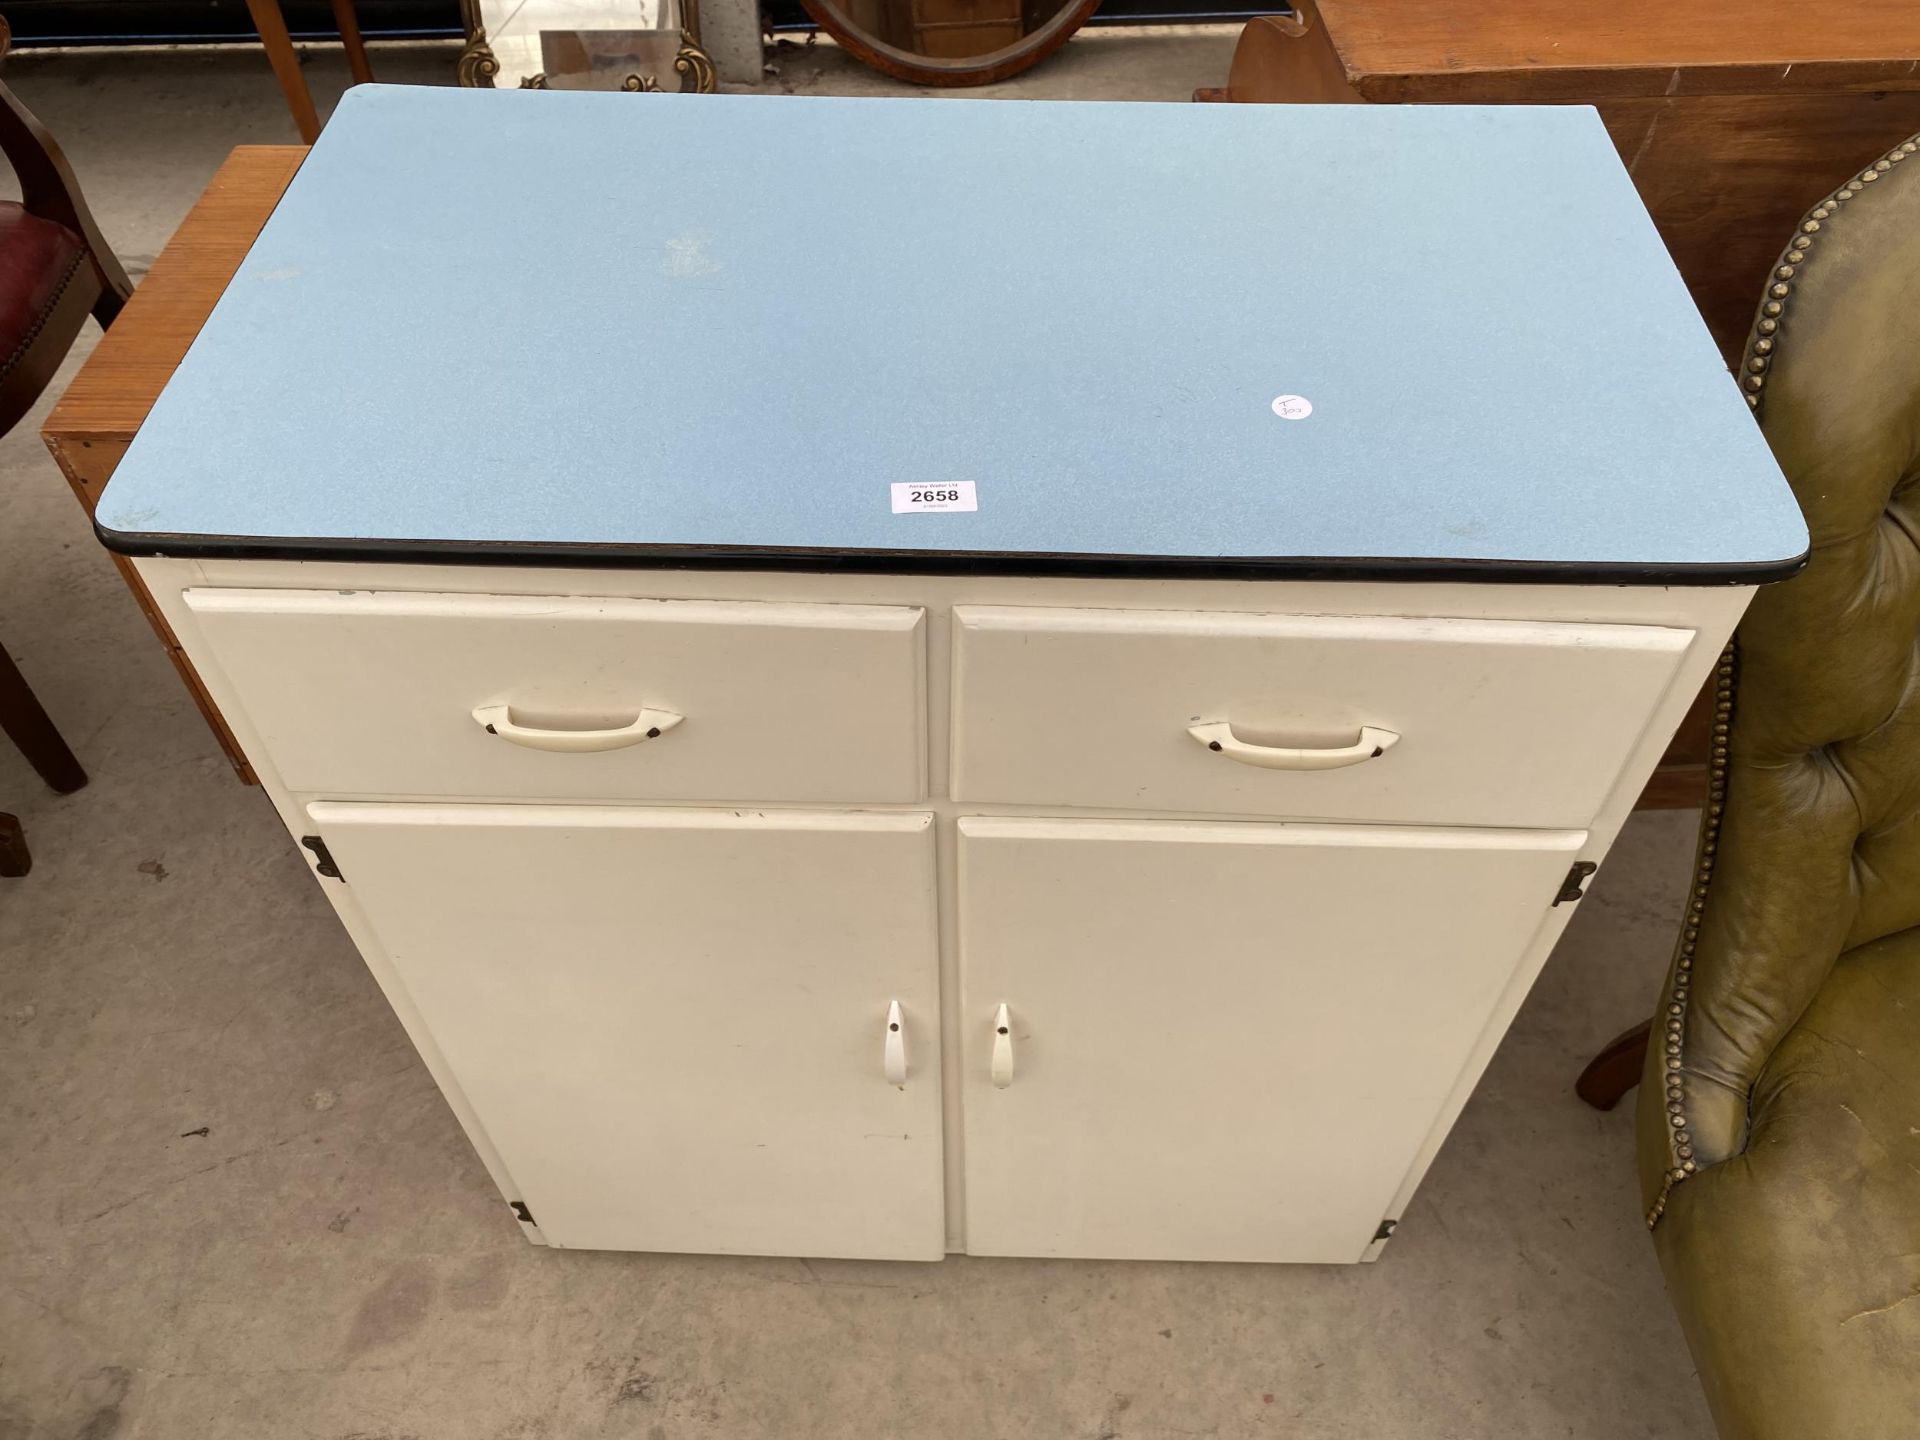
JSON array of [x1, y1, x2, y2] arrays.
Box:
[[1645, 644, 1735, 1229], [1653, 127, 1920, 1232]]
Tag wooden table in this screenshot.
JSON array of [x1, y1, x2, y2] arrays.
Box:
[[43, 146, 308, 784], [1203, 0, 1920, 360]]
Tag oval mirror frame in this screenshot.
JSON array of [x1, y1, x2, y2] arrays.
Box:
[[797, 0, 1102, 87]]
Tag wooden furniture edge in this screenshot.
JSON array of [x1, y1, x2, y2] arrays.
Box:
[[40, 144, 303, 786], [45, 145, 306, 440], [1353, 60, 1920, 106], [1223, 3, 1920, 106]]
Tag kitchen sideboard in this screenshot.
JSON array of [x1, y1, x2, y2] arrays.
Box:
[[95, 89, 1806, 1263]]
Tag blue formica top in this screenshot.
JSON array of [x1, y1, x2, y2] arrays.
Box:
[[97, 85, 1807, 583]]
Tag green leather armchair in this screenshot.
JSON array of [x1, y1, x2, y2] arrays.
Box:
[[1634, 130, 1920, 1438]]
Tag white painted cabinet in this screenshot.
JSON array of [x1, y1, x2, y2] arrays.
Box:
[[308, 802, 946, 1259], [100, 89, 1801, 1267], [142, 560, 1749, 1263], [956, 817, 1583, 1262]]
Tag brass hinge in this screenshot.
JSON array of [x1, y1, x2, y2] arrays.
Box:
[[1553, 861, 1598, 905], [300, 835, 344, 881]]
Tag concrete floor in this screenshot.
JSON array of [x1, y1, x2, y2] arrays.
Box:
[[0, 38, 1715, 1440]]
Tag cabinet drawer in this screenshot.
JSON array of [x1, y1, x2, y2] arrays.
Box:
[[950, 606, 1692, 827], [186, 589, 926, 802]]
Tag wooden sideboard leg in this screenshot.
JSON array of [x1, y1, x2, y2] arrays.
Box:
[[1576, 1020, 1651, 1111], [0, 644, 87, 794], [329, 0, 375, 85], [245, 0, 322, 143], [0, 813, 28, 876]]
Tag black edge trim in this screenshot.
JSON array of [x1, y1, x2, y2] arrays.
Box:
[[95, 519, 1811, 587]]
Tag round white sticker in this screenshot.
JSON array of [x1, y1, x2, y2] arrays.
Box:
[[1271, 394, 1314, 420]]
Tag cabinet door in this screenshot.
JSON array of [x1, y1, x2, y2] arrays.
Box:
[[957, 817, 1584, 1263], [312, 803, 945, 1259]]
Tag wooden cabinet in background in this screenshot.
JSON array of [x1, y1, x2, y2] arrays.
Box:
[[909, 0, 1024, 59]]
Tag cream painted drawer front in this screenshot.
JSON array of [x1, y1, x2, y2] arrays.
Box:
[[186, 588, 926, 802], [956, 816, 1586, 1262], [950, 606, 1693, 827], [311, 803, 946, 1259]]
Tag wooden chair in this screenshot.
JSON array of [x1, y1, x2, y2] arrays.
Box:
[[1611, 131, 1920, 1437], [0, 18, 130, 424], [0, 645, 85, 876], [0, 15, 121, 872]]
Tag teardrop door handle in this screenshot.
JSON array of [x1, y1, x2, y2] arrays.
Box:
[[990, 1003, 1014, 1089], [884, 1000, 908, 1085]]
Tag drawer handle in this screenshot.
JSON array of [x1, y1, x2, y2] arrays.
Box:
[[990, 1003, 1014, 1089], [472, 703, 683, 754], [885, 1000, 908, 1086], [1186, 721, 1399, 771]]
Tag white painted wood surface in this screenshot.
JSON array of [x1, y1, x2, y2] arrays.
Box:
[[951, 607, 1692, 826], [956, 817, 1583, 1262], [184, 589, 928, 804], [310, 803, 947, 1259], [135, 555, 1753, 1262]]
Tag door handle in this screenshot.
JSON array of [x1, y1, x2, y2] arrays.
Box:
[[1186, 721, 1398, 771], [884, 1000, 908, 1085], [991, 1003, 1014, 1089], [472, 703, 683, 753]]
